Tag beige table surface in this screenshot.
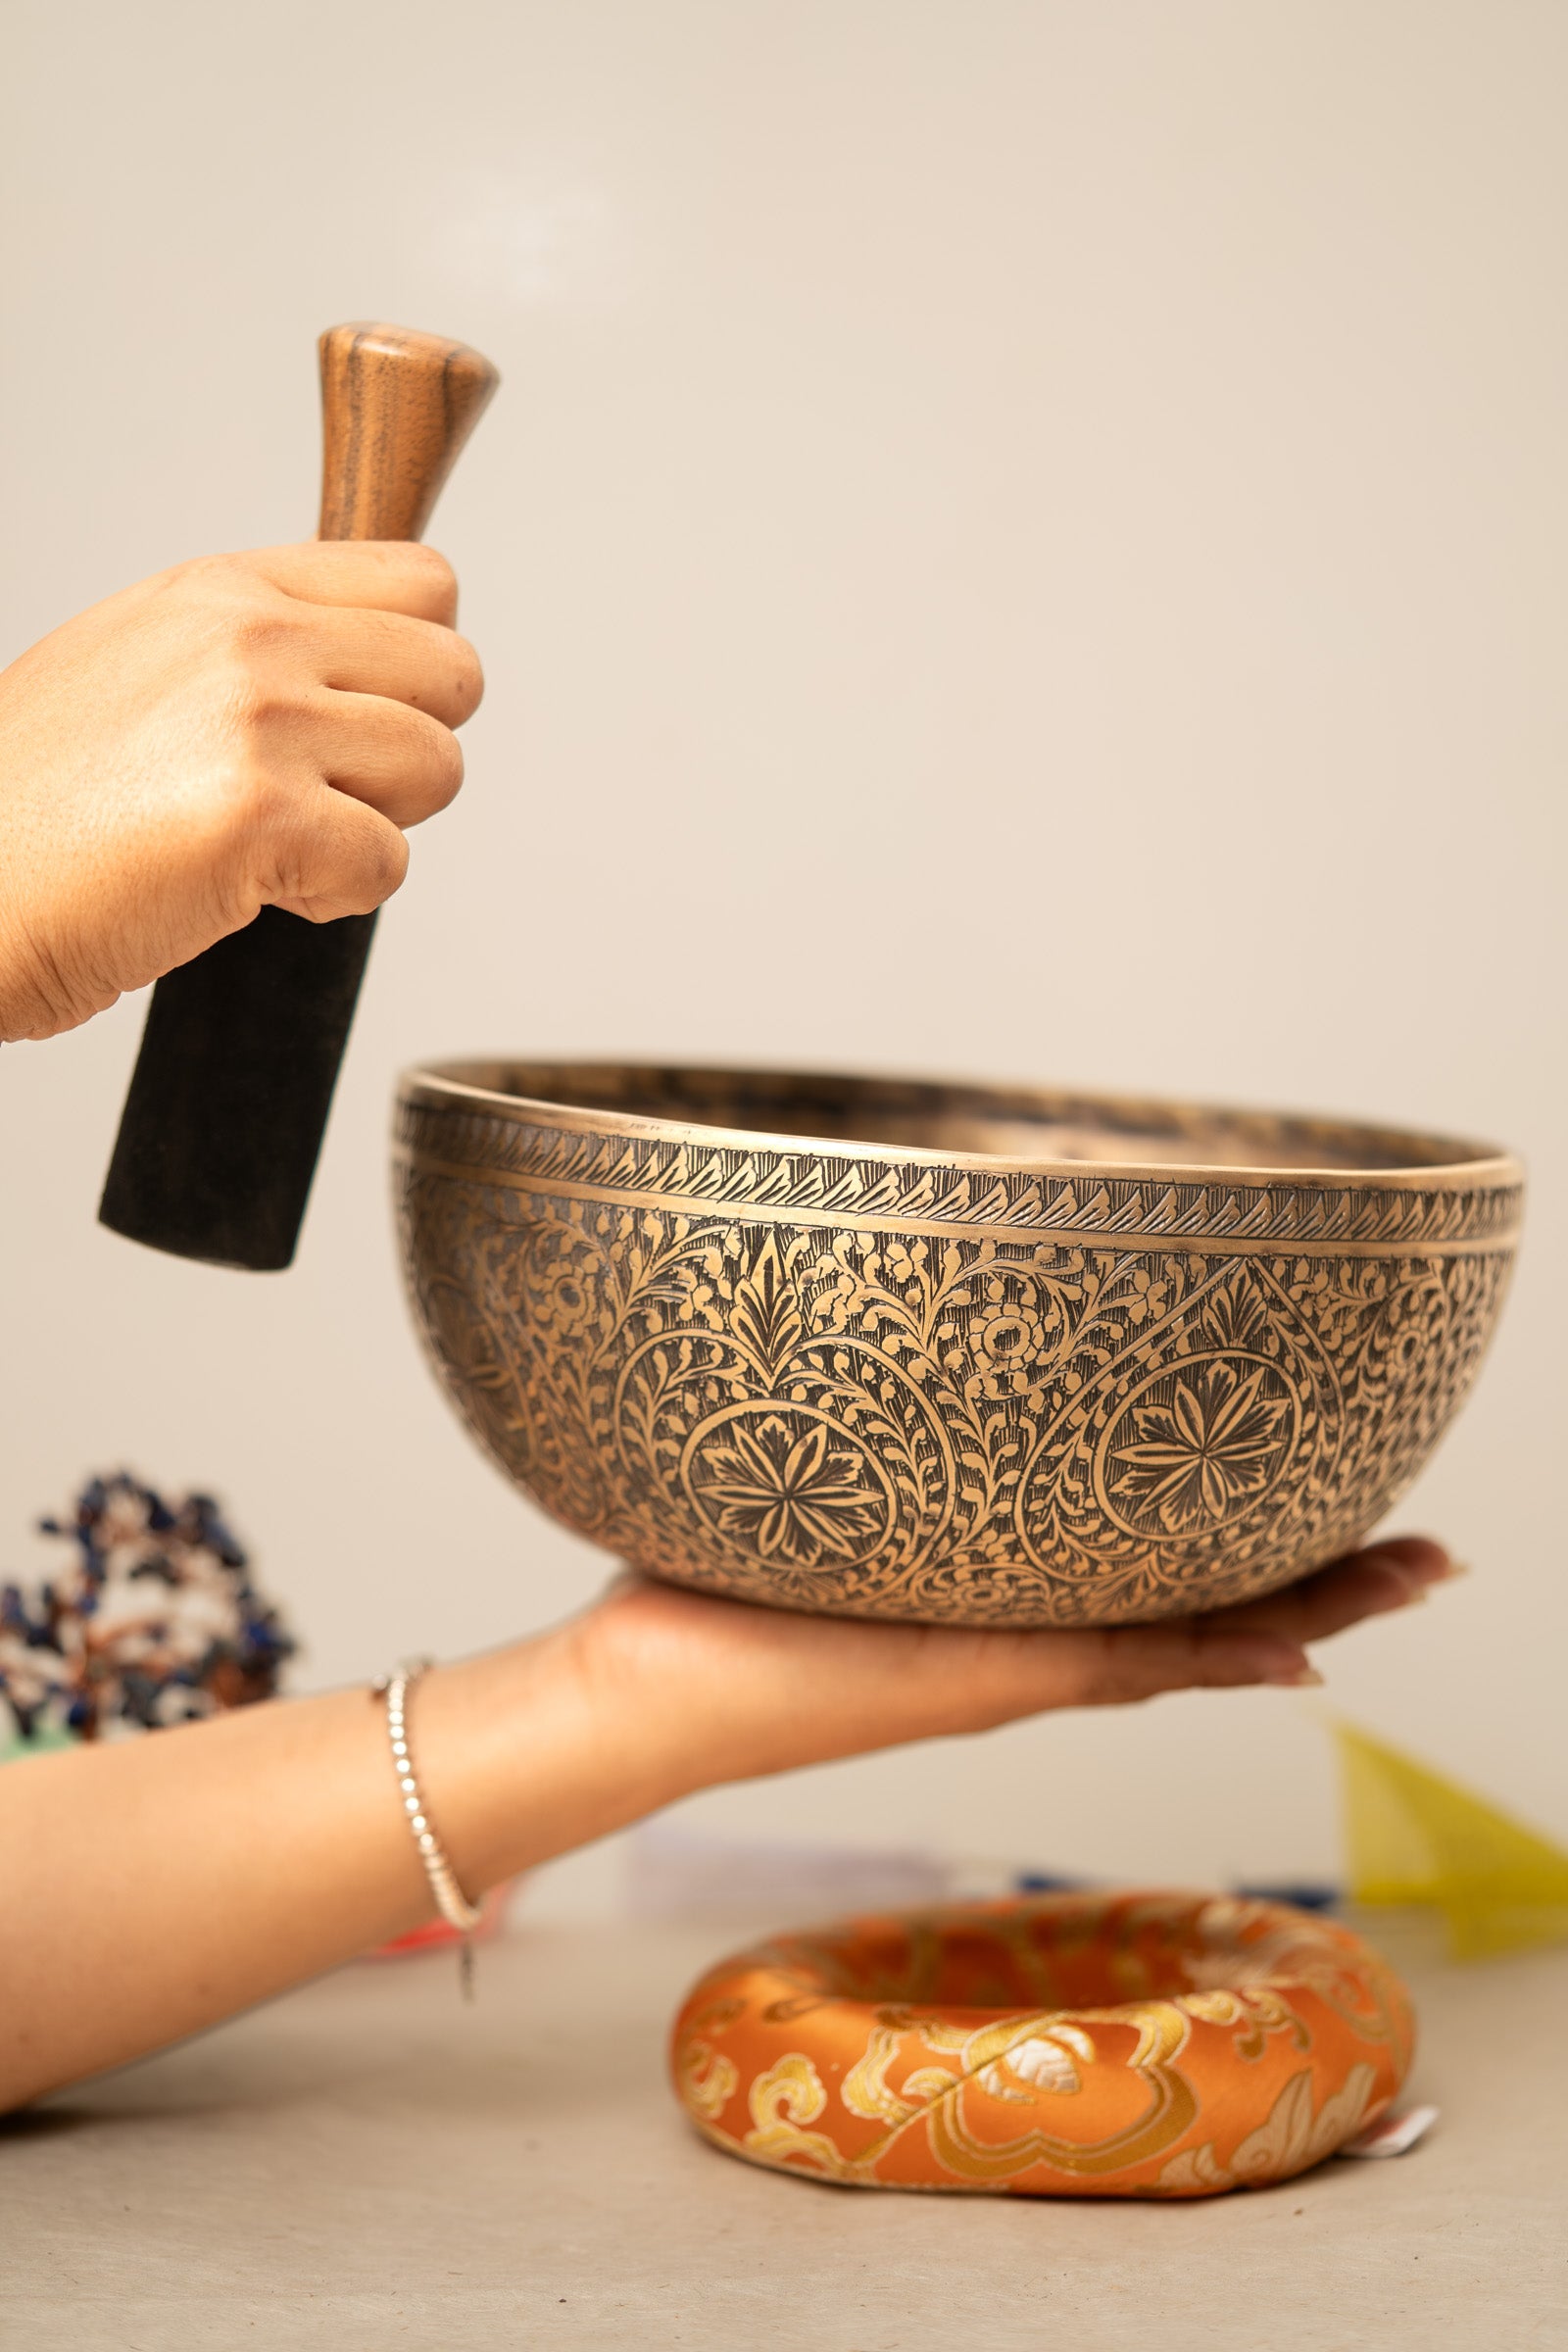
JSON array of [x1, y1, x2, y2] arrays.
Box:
[[3, 1913, 1565, 2351]]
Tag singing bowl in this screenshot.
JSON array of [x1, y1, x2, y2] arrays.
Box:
[[394, 1062, 1521, 1629]]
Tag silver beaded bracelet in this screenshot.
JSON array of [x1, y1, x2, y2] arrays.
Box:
[[372, 1657, 482, 1999]]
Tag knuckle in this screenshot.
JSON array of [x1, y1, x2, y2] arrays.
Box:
[[211, 656, 289, 738], [274, 806, 407, 920], [218, 651, 282, 720], [213, 757, 291, 847], [393, 711, 464, 817], [173, 550, 249, 593], [172, 553, 286, 630], [155, 555, 244, 634], [450, 637, 484, 715], [428, 725, 465, 803], [394, 543, 458, 616], [192, 598, 305, 733], [181, 762, 290, 927], [221, 597, 301, 662], [407, 543, 457, 594], [366, 820, 410, 900]]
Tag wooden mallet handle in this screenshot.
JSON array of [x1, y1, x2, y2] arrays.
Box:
[[98, 324, 499, 1271], [317, 322, 498, 542]]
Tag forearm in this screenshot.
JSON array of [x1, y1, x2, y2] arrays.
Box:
[[0, 1542, 1442, 2112], [0, 1620, 684, 2113]]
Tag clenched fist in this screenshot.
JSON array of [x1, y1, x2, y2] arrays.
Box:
[[0, 543, 482, 1042]]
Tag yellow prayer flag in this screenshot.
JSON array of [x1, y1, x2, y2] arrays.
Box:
[[1336, 1721, 1568, 1961]]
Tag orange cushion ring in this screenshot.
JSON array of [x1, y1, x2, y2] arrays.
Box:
[[670, 1891, 1414, 2197]]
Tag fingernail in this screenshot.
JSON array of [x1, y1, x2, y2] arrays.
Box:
[[1398, 1558, 1454, 1589], [1263, 1664, 1326, 1689], [1367, 1543, 1458, 1589], [1364, 1568, 1422, 1614]]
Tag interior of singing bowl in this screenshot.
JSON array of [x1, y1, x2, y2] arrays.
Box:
[[423, 1058, 1504, 1180]]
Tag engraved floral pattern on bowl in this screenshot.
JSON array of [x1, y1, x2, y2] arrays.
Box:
[[395, 1062, 1521, 1628]]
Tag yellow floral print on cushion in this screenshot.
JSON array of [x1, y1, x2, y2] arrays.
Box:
[[668, 1891, 1414, 2198]]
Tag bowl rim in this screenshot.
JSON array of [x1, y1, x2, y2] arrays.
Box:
[[397, 1058, 1523, 1197]]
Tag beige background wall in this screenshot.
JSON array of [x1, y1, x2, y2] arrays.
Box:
[[3, 0, 1563, 1910]]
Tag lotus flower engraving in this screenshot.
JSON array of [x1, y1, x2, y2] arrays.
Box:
[[1105, 1357, 1296, 1536], [689, 1410, 890, 1566]]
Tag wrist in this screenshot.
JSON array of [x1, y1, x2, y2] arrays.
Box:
[[409, 1609, 698, 1897], [564, 1577, 806, 1801], [562, 1584, 719, 1811]]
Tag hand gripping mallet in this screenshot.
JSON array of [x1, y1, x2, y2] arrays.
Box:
[[99, 323, 499, 1270]]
